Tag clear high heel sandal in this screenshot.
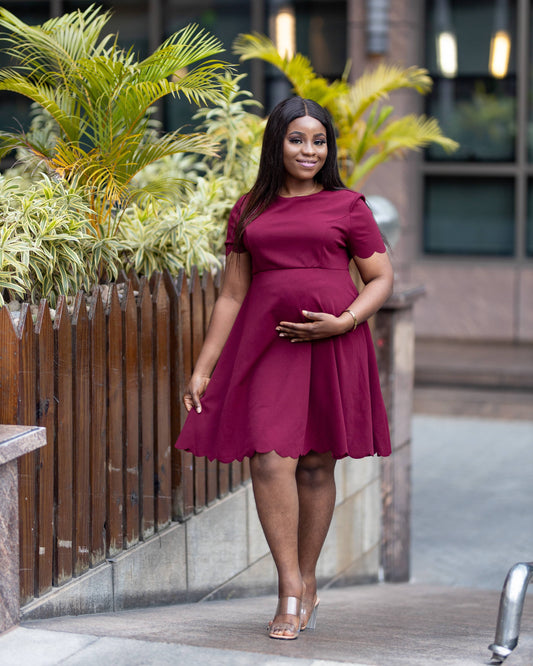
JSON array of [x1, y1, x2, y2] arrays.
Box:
[[268, 596, 301, 640], [300, 597, 319, 631]]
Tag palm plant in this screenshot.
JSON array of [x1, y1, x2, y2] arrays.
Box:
[[128, 74, 265, 264], [0, 4, 232, 237], [233, 33, 458, 188], [192, 73, 264, 184]]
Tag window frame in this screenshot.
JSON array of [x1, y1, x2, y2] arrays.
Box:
[[420, 0, 533, 261]]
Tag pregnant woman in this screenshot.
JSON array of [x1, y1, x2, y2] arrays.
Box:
[[176, 96, 393, 640]]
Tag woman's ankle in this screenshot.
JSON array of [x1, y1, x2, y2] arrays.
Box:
[[277, 575, 304, 600], [301, 575, 317, 600]]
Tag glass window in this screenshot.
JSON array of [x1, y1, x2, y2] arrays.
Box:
[[0, 2, 50, 139], [529, 6, 533, 162], [164, 0, 252, 130], [266, 0, 347, 110], [294, 0, 347, 81], [527, 181, 533, 256], [425, 0, 517, 162], [424, 176, 515, 255], [64, 0, 149, 58]]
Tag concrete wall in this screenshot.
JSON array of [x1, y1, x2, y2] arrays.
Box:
[[22, 457, 381, 620], [412, 263, 533, 343], [348, 0, 424, 289]]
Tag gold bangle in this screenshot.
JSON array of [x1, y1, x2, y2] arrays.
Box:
[[342, 309, 358, 331]]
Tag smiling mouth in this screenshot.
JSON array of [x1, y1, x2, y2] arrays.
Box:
[[297, 161, 317, 167]]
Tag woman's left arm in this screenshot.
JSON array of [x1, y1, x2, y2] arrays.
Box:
[[276, 250, 393, 342], [344, 250, 394, 326]]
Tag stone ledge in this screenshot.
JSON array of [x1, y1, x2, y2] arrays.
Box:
[[1, 424, 47, 634], [20, 471, 383, 620], [0, 425, 46, 464], [20, 564, 113, 621], [382, 284, 425, 311]]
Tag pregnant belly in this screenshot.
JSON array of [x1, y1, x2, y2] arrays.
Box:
[[250, 267, 358, 322]]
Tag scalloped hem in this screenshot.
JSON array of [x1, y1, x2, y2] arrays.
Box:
[[175, 443, 391, 464]]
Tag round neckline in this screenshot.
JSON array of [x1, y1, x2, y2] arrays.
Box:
[[277, 188, 327, 200]]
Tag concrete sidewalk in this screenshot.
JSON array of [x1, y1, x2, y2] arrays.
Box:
[[1, 583, 532, 666], [1, 413, 532, 665], [411, 416, 533, 590]]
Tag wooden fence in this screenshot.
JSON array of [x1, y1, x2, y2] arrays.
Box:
[[0, 268, 250, 607]]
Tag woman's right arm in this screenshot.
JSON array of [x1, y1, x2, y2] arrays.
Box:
[[183, 251, 252, 413]]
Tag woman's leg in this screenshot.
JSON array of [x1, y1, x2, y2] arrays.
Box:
[[296, 451, 337, 624], [250, 451, 302, 636]]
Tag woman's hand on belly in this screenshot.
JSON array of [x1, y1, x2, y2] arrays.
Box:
[[276, 310, 354, 342]]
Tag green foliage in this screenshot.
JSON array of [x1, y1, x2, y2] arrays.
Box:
[[428, 83, 515, 161], [117, 183, 223, 277], [233, 33, 459, 188], [0, 175, 120, 306], [0, 220, 29, 305], [0, 4, 232, 236], [126, 74, 264, 268], [1, 73, 263, 291], [193, 73, 264, 181]]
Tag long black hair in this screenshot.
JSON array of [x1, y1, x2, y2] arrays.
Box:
[[233, 97, 346, 250]]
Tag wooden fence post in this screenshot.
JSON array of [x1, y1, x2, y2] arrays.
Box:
[[106, 285, 124, 556], [123, 281, 140, 548], [177, 273, 194, 520], [0, 307, 19, 424], [18, 305, 37, 604], [163, 270, 186, 522], [35, 301, 55, 596], [212, 268, 230, 499], [202, 271, 218, 505], [54, 297, 73, 585], [190, 267, 206, 512], [89, 289, 107, 566], [152, 274, 171, 531], [138, 279, 155, 539], [72, 293, 91, 576]]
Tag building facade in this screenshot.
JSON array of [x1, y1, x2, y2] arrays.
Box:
[[1, 0, 532, 342]]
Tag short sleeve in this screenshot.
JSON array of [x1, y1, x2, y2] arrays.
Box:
[[224, 196, 247, 256], [346, 194, 387, 259]]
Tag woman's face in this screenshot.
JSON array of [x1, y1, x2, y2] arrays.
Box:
[[282, 115, 328, 184]]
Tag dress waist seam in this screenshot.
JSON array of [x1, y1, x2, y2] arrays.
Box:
[[252, 266, 348, 275]]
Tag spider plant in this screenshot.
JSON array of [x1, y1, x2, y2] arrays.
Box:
[[0, 175, 120, 306]]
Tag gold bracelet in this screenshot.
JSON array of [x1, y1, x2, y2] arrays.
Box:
[[342, 309, 358, 331]]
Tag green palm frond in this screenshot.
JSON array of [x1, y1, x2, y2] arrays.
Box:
[[234, 33, 315, 82], [233, 32, 458, 188], [344, 64, 433, 121], [343, 114, 459, 187], [129, 178, 192, 209], [138, 23, 225, 81], [376, 114, 458, 152], [167, 66, 233, 106], [0, 5, 112, 79], [0, 7, 232, 236], [0, 74, 81, 141], [233, 33, 348, 107], [130, 130, 219, 169]]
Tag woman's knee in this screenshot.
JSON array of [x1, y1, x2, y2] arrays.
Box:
[[250, 451, 298, 483], [296, 452, 335, 486]]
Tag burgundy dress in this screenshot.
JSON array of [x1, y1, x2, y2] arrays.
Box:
[[175, 188, 391, 463]]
